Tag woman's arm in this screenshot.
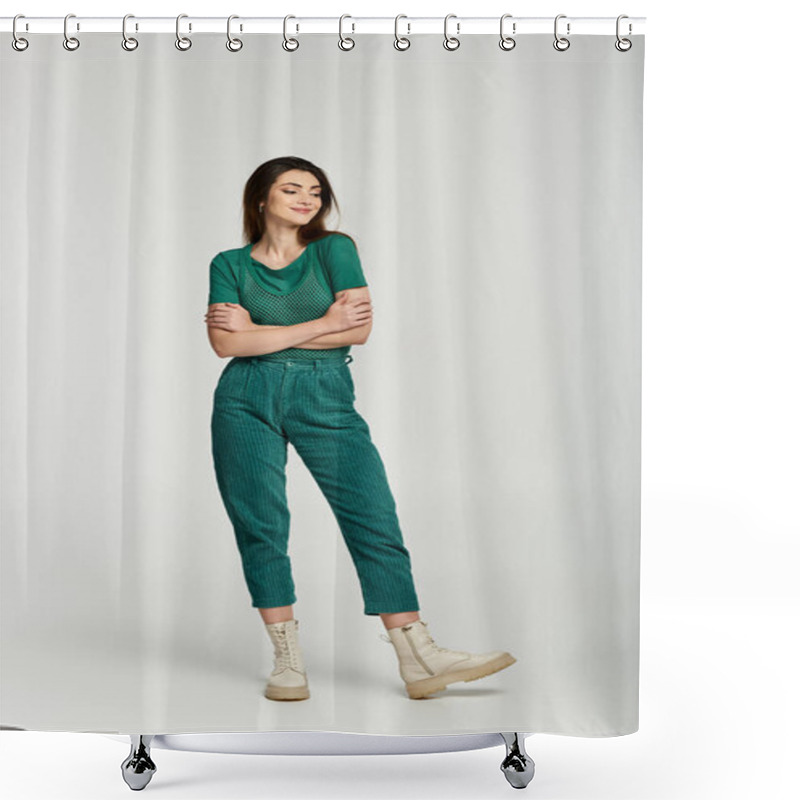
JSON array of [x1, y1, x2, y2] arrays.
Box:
[[295, 327, 369, 349], [207, 287, 372, 357], [297, 286, 373, 348], [250, 325, 365, 349], [209, 317, 333, 358], [254, 317, 368, 349]]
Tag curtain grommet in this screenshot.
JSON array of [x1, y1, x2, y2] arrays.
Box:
[[553, 14, 571, 52], [175, 14, 192, 51], [121, 14, 139, 51], [338, 14, 355, 51], [63, 13, 80, 51], [615, 15, 633, 51], [12, 14, 29, 51], [226, 15, 243, 52], [499, 14, 516, 50], [443, 13, 460, 51], [283, 15, 299, 51], [394, 15, 411, 51]]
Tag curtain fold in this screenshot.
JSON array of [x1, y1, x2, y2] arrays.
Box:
[[1, 31, 644, 736]]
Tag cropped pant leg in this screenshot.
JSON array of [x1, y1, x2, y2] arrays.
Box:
[[281, 358, 420, 617], [211, 358, 297, 608]]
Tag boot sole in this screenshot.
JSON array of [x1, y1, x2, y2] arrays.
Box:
[[264, 684, 310, 701], [405, 652, 517, 699]]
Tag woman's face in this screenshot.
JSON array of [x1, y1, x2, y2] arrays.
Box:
[[262, 169, 323, 227]]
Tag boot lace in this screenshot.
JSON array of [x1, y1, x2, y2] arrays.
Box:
[[380, 622, 470, 658], [272, 626, 302, 671]]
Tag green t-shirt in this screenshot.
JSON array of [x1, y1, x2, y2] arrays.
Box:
[[208, 232, 368, 362]]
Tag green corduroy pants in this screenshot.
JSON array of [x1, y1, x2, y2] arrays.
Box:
[[211, 354, 421, 616]]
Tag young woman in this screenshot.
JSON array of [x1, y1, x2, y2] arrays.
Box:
[[205, 156, 515, 701]]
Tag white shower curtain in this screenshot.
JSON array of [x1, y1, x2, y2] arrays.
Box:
[[1, 28, 644, 736]]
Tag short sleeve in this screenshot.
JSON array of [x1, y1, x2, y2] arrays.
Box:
[[324, 234, 368, 293], [207, 252, 240, 305]]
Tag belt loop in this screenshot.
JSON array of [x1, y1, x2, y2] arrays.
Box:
[[345, 354, 353, 365]]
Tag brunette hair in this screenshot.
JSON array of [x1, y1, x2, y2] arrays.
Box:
[[242, 156, 356, 250]]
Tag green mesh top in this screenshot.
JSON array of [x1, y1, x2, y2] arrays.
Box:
[[207, 233, 368, 362]]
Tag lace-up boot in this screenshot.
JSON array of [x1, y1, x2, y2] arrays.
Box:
[[264, 618, 310, 701], [381, 620, 516, 699]]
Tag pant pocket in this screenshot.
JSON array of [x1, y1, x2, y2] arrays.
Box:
[[330, 364, 355, 400], [214, 358, 252, 400]]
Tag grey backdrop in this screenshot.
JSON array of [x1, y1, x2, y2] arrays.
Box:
[[0, 32, 644, 736]]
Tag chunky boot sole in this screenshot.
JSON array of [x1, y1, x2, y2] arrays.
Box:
[[264, 682, 310, 701], [404, 651, 517, 699]]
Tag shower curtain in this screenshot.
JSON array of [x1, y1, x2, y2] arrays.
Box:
[[1, 24, 644, 737]]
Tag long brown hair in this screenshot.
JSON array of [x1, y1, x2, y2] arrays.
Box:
[[243, 156, 356, 250]]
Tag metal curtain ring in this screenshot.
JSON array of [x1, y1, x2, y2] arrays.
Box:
[[176, 14, 192, 50], [122, 14, 138, 51], [394, 14, 410, 50], [499, 13, 516, 50], [615, 14, 632, 51], [443, 13, 460, 51], [12, 14, 29, 51], [227, 15, 243, 51], [283, 15, 299, 51], [338, 14, 355, 50], [553, 14, 570, 51], [63, 13, 80, 51]]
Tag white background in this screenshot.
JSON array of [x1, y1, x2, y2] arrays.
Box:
[[1, 1, 797, 799]]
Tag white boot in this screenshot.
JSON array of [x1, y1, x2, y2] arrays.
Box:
[[263, 619, 310, 701], [381, 620, 516, 699]]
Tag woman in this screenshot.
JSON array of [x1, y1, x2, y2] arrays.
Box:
[[205, 156, 515, 701]]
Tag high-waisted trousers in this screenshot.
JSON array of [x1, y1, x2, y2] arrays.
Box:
[[210, 353, 420, 616]]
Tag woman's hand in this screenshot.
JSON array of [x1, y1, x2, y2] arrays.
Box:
[[323, 292, 373, 333], [205, 303, 256, 333]]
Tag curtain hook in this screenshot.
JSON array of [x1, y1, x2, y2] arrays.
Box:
[[227, 15, 243, 52], [63, 13, 80, 51], [338, 14, 355, 51], [394, 14, 410, 51], [11, 14, 29, 51], [553, 14, 570, 52], [499, 13, 516, 50], [176, 14, 192, 51], [283, 15, 299, 51], [615, 15, 633, 52], [443, 13, 460, 51], [122, 14, 139, 51]]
